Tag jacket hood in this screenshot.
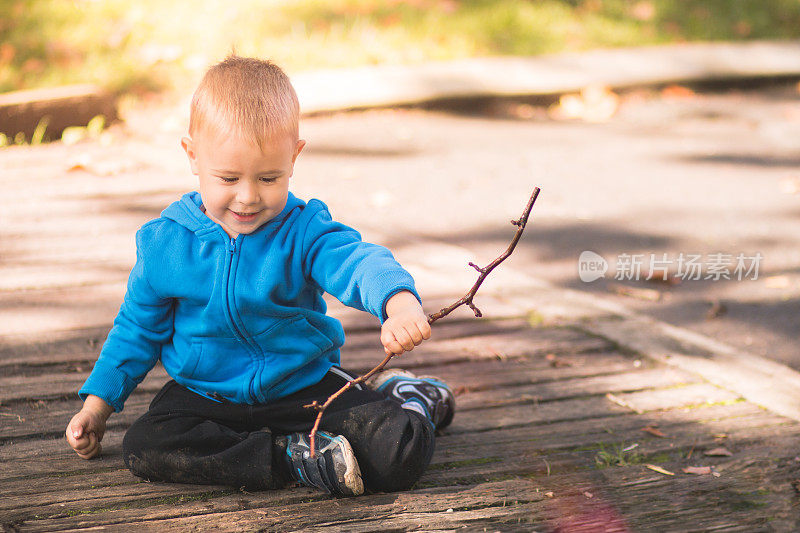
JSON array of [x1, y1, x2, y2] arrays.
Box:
[[160, 191, 305, 236]]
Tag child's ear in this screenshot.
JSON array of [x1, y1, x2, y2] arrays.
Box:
[[181, 136, 199, 175], [292, 139, 306, 164], [288, 139, 306, 178]]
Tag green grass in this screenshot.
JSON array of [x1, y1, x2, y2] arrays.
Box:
[[3, 0, 800, 95], [594, 441, 645, 468]]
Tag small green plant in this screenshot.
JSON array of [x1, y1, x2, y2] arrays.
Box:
[[61, 115, 106, 145], [30, 116, 50, 145], [0, 114, 106, 148], [594, 442, 644, 468]]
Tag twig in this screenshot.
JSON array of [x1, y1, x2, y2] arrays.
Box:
[[305, 187, 541, 457], [426, 187, 540, 323]]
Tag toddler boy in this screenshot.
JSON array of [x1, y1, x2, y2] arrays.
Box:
[[65, 56, 455, 496]]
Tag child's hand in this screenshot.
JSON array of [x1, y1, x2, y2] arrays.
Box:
[[66, 395, 113, 460], [381, 291, 431, 356]]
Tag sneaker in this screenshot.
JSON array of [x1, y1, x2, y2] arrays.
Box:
[[282, 431, 364, 497], [367, 369, 455, 430]]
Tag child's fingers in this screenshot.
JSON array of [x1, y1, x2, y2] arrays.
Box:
[[69, 431, 92, 453], [65, 421, 85, 449], [78, 442, 102, 460], [417, 318, 432, 340], [75, 432, 100, 459], [381, 329, 405, 356], [393, 328, 416, 352], [66, 423, 82, 443]]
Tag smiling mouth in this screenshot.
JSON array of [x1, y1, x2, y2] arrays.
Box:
[[231, 210, 261, 220]]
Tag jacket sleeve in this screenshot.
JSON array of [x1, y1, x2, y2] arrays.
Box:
[[301, 203, 420, 321], [79, 228, 174, 412]]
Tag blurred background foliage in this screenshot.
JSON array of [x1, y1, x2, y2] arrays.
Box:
[[2, 0, 800, 95]]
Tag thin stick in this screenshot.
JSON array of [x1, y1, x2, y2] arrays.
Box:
[[426, 187, 540, 324], [305, 187, 541, 457]]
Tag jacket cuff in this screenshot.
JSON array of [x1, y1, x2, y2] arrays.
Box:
[[368, 271, 421, 322], [79, 364, 137, 413]]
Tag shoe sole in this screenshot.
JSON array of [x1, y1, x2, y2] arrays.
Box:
[[365, 368, 417, 390], [330, 434, 364, 497]]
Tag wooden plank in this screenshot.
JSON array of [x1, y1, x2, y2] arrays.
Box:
[[434, 410, 798, 466], [597, 459, 799, 531], [416, 351, 646, 391], [0, 84, 118, 139], [0, 484, 236, 524], [438, 401, 773, 449], [0, 368, 169, 405], [455, 366, 700, 411], [420, 432, 800, 493], [453, 382, 741, 433], [341, 325, 611, 370], [7, 479, 542, 532], [0, 397, 148, 444]]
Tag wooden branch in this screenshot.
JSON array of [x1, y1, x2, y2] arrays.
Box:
[[427, 186, 539, 323], [305, 186, 541, 457]]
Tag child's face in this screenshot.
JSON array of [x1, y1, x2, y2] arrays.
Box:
[[182, 128, 305, 238]]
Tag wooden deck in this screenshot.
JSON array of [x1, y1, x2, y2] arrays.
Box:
[[2, 144, 800, 531], [3, 313, 800, 532]]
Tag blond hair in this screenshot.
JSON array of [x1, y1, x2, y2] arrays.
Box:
[[189, 55, 299, 147]]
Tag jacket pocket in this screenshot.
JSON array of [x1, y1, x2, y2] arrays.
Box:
[[254, 315, 334, 361], [178, 336, 247, 383], [178, 315, 334, 383]]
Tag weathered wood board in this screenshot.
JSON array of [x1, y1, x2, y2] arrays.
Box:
[[3, 317, 800, 532]]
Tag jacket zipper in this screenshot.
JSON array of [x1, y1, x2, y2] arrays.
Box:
[[223, 235, 261, 403]]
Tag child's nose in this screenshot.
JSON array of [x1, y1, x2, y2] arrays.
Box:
[[237, 181, 260, 204]]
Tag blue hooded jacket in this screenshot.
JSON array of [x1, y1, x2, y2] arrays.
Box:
[[79, 191, 419, 411]]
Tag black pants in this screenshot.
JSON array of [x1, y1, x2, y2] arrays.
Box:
[[122, 368, 435, 492]]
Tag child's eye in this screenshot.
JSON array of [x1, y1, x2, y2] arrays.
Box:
[[219, 177, 238, 183], [260, 176, 278, 183]]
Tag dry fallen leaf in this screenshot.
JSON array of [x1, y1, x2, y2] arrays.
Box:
[[683, 466, 712, 475], [608, 282, 662, 302], [606, 393, 644, 414], [545, 491, 554, 498], [641, 425, 668, 438], [645, 464, 675, 476], [704, 447, 733, 457], [583, 491, 594, 499], [661, 85, 696, 99]]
